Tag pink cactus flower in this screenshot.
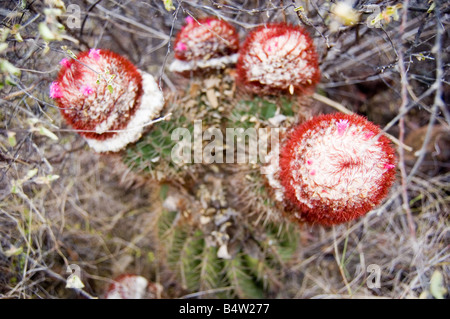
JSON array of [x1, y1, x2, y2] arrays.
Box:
[[185, 16, 194, 24], [88, 48, 101, 61], [80, 85, 95, 96], [175, 42, 187, 52], [336, 119, 349, 136], [49, 81, 64, 98], [59, 58, 72, 68]]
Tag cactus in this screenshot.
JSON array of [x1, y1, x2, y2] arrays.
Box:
[[51, 49, 164, 153], [123, 70, 235, 181], [274, 113, 397, 225], [120, 37, 309, 298], [118, 19, 394, 298], [123, 115, 193, 181], [156, 181, 299, 298], [236, 23, 320, 95]]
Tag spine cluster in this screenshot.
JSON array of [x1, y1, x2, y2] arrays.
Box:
[[51, 49, 163, 152], [170, 17, 239, 73], [174, 17, 239, 61], [237, 24, 320, 95], [271, 113, 396, 225]]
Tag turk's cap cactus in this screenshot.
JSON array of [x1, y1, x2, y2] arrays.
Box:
[[236, 23, 320, 95], [266, 113, 396, 225], [51, 49, 164, 153], [104, 274, 161, 299], [169, 17, 240, 73]]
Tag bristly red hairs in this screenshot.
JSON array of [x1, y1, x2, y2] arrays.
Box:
[[277, 113, 396, 226], [173, 17, 239, 62], [54, 49, 143, 140], [236, 23, 320, 95]]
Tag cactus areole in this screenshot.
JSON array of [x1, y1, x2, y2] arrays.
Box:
[[270, 113, 396, 225], [51, 49, 164, 153], [237, 23, 320, 95], [169, 17, 240, 73]]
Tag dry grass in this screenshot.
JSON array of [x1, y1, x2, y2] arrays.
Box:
[[0, 0, 449, 299]]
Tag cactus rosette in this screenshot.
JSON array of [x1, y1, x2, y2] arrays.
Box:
[[236, 23, 320, 95], [169, 17, 239, 74], [266, 113, 396, 225], [50, 49, 164, 153]]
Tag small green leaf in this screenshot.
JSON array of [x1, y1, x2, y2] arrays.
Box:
[[430, 270, 447, 299], [43, 8, 63, 17], [163, 0, 175, 11], [38, 126, 59, 141], [66, 274, 85, 289], [107, 84, 113, 94], [51, 0, 66, 10], [0, 43, 8, 53], [7, 131, 16, 147], [39, 22, 56, 41], [147, 251, 155, 263], [25, 168, 38, 180], [14, 32, 23, 42], [11, 182, 18, 194], [61, 46, 77, 59], [42, 42, 50, 55], [56, 22, 65, 31], [5, 76, 17, 86], [34, 174, 60, 185], [66, 49, 77, 59], [4, 246, 23, 257], [416, 53, 425, 61], [46, 174, 60, 182], [0, 28, 10, 42], [260, 102, 277, 120], [0, 59, 21, 76], [19, 0, 27, 10], [27, 118, 39, 126], [12, 25, 23, 42]]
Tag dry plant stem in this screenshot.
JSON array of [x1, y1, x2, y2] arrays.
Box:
[[159, 4, 182, 87], [280, 0, 286, 22], [312, 92, 353, 114], [312, 93, 413, 152], [2, 83, 38, 100], [25, 256, 96, 299], [381, 84, 438, 135], [326, 16, 425, 76], [396, 0, 416, 239], [55, 113, 172, 134], [407, 0, 446, 183], [332, 226, 352, 296], [91, 2, 170, 40]]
